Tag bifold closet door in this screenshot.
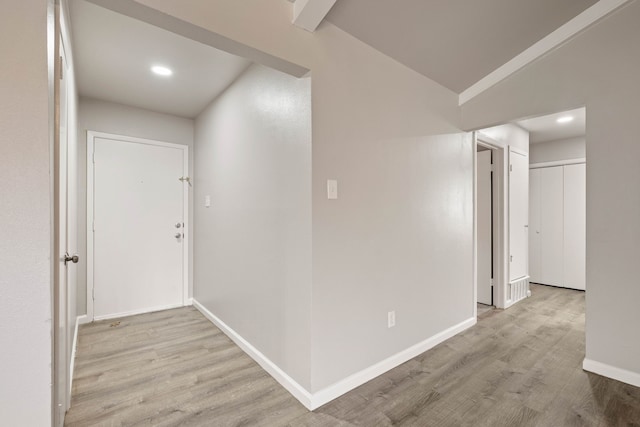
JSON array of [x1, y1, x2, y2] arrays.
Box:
[[563, 163, 586, 290], [539, 166, 564, 287]]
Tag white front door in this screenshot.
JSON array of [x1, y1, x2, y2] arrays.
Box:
[[477, 150, 493, 305], [89, 133, 188, 320]]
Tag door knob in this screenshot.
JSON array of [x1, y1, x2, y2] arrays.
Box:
[[175, 233, 182, 239], [64, 252, 79, 265], [175, 223, 182, 228]]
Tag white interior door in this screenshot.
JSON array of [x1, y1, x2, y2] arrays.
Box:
[[508, 149, 529, 281], [563, 163, 586, 290], [477, 150, 493, 305], [54, 36, 70, 427], [91, 134, 187, 320], [539, 166, 564, 287], [529, 168, 541, 283]]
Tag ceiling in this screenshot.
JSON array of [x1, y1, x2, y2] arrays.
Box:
[[325, 0, 599, 93], [516, 107, 586, 144], [69, 0, 252, 118]]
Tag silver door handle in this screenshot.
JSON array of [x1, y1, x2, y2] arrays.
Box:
[[175, 223, 182, 228], [64, 252, 79, 265], [175, 233, 182, 239]]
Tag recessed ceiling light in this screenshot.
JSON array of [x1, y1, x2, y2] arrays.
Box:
[[151, 65, 173, 76], [556, 116, 574, 124]]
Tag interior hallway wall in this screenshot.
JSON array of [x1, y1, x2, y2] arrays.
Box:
[[76, 97, 194, 315], [127, 0, 471, 394], [461, 1, 640, 385], [194, 63, 312, 389], [530, 137, 585, 164], [0, 2, 54, 424], [479, 123, 529, 153]]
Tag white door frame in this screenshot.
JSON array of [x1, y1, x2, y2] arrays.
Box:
[[86, 131, 190, 321], [474, 132, 508, 313]]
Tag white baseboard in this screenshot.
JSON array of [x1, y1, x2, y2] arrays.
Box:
[[77, 314, 89, 325], [192, 300, 314, 408], [310, 316, 476, 409], [192, 298, 476, 411], [583, 358, 640, 388], [186, 298, 194, 306], [93, 303, 185, 321]]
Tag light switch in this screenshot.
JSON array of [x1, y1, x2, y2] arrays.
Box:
[[204, 195, 211, 207], [327, 180, 338, 200]]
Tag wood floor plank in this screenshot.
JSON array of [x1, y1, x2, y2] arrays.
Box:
[[66, 285, 640, 426]]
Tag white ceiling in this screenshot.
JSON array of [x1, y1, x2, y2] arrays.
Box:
[[69, 0, 252, 118], [325, 0, 599, 93], [516, 107, 586, 144]]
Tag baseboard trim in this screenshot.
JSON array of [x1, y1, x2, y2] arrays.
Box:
[[93, 303, 185, 321], [193, 298, 476, 411], [310, 316, 476, 409], [583, 358, 640, 388], [192, 299, 314, 409], [77, 314, 89, 325]]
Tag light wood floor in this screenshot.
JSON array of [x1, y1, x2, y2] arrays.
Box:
[[66, 284, 640, 426]]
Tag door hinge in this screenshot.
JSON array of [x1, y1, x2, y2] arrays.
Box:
[[510, 255, 513, 262], [509, 164, 513, 172], [92, 221, 95, 232], [59, 56, 63, 80]]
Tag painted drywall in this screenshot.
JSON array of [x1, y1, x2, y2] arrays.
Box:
[[461, 1, 640, 381], [194, 64, 312, 388], [0, 2, 53, 424], [479, 123, 529, 153], [77, 98, 194, 315], [127, 0, 471, 394], [530, 136, 585, 164]]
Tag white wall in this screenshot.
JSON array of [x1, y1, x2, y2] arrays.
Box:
[[530, 136, 585, 164], [128, 0, 471, 396], [0, 2, 54, 424], [194, 64, 312, 388], [479, 123, 529, 153], [77, 98, 194, 315], [461, 1, 640, 385]]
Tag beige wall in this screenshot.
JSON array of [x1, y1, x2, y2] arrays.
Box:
[[461, 2, 640, 380], [76, 97, 195, 315], [0, 2, 54, 424]]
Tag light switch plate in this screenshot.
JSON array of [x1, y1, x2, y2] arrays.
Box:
[[327, 179, 338, 200]]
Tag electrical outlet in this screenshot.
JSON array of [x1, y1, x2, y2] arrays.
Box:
[[388, 311, 396, 328]]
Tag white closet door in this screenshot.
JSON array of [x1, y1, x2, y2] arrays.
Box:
[[563, 163, 586, 290], [509, 149, 529, 281], [528, 168, 541, 283], [539, 166, 564, 287]]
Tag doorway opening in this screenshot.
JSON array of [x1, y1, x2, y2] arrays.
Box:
[[474, 133, 507, 316], [517, 107, 586, 292]]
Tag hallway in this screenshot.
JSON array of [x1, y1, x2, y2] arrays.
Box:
[[66, 285, 640, 426]]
